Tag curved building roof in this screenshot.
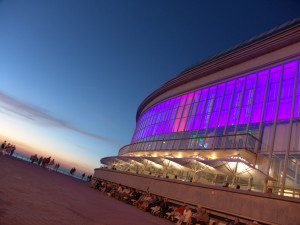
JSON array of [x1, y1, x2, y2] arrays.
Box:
[[136, 17, 300, 121]]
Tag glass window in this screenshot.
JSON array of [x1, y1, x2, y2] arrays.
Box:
[[178, 117, 187, 132], [225, 80, 235, 94], [156, 122, 163, 135], [172, 119, 180, 132], [212, 97, 222, 112], [204, 98, 214, 114], [174, 96, 181, 108], [254, 86, 266, 104], [274, 122, 290, 152], [160, 111, 166, 122], [192, 90, 201, 103], [242, 89, 254, 106], [200, 88, 209, 101], [170, 107, 178, 120], [168, 98, 175, 109], [228, 108, 239, 126], [231, 92, 243, 108], [251, 104, 263, 123], [189, 103, 198, 116], [160, 121, 168, 134], [208, 86, 217, 99], [200, 114, 210, 129], [296, 79, 300, 96], [235, 77, 245, 92], [218, 110, 228, 127], [222, 95, 231, 110], [294, 97, 300, 118], [267, 83, 279, 101], [246, 73, 256, 89], [269, 66, 282, 83], [209, 112, 218, 128], [290, 121, 300, 152], [186, 93, 194, 105], [264, 101, 277, 121], [277, 98, 292, 120], [182, 104, 191, 118], [283, 61, 297, 80], [196, 101, 205, 115], [166, 120, 174, 133], [185, 117, 194, 131], [176, 106, 184, 118], [192, 115, 201, 130], [239, 106, 251, 125], [180, 94, 187, 106], [257, 70, 268, 86], [152, 124, 158, 135], [216, 83, 226, 96], [280, 78, 294, 99]]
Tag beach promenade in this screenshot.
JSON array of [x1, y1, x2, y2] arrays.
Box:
[[0, 156, 171, 225]]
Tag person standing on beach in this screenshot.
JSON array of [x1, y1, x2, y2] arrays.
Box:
[[44, 157, 51, 168], [55, 163, 60, 171], [38, 156, 43, 166], [9, 145, 16, 156], [49, 159, 55, 171], [3, 143, 11, 155], [82, 173, 85, 180], [1, 141, 6, 155]]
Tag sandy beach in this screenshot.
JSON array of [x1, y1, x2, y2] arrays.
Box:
[[0, 156, 171, 225]]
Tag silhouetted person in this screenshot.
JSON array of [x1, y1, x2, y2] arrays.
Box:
[[55, 163, 60, 171], [9, 145, 16, 156], [49, 159, 55, 171], [1, 141, 6, 155], [70, 168, 76, 175], [82, 173, 85, 180], [38, 156, 43, 166], [222, 182, 229, 187], [266, 188, 273, 194]]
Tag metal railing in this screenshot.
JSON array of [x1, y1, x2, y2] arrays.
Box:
[[119, 133, 261, 155]]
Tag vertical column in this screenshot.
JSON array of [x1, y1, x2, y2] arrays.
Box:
[[280, 60, 299, 195], [265, 65, 284, 192], [212, 83, 227, 147], [202, 86, 218, 149], [231, 77, 247, 148], [244, 73, 258, 151], [254, 69, 271, 154], [192, 88, 209, 150], [168, 96, 181, 150], [221, 81, 237, 148]]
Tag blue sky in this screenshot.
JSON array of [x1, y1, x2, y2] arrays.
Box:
[[0, 0, 299, 173]]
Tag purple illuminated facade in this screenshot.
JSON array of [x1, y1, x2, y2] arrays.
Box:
[[131, 60, 300, 146], [101, 17, 300, 197]]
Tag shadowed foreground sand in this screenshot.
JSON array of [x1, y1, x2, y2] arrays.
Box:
[[0, 156, 171, 225]]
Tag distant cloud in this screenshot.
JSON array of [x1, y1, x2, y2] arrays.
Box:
[[0, 91, 121, 147]]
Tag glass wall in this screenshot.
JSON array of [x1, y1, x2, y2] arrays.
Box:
[[132, 58, 300, 148]]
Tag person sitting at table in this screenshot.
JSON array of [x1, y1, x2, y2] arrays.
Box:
[[196, 207, 209, 225]]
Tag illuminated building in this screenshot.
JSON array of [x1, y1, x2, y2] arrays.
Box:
[[101, 17, 300, 197]]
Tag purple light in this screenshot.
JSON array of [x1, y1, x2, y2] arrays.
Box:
[[132, 58, 300, 143], [178, 117, 187, 132], [278, 98, 292, 120]]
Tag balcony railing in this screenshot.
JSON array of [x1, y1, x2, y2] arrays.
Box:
[[118, 133, 261, 156]]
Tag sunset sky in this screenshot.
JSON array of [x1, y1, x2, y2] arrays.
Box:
[[0, 0, 299, 174]]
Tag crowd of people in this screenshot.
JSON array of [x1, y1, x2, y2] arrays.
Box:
[[1, 140, 92, 181], [91, 178, 260, 225], [0, 140, 16, 156], [29, 154, 60, 171]]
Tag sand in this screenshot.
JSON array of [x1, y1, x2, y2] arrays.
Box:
[[0, 156, 171, 225]]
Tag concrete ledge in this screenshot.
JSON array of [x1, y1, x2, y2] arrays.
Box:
[[94, 168, 300, 225]]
